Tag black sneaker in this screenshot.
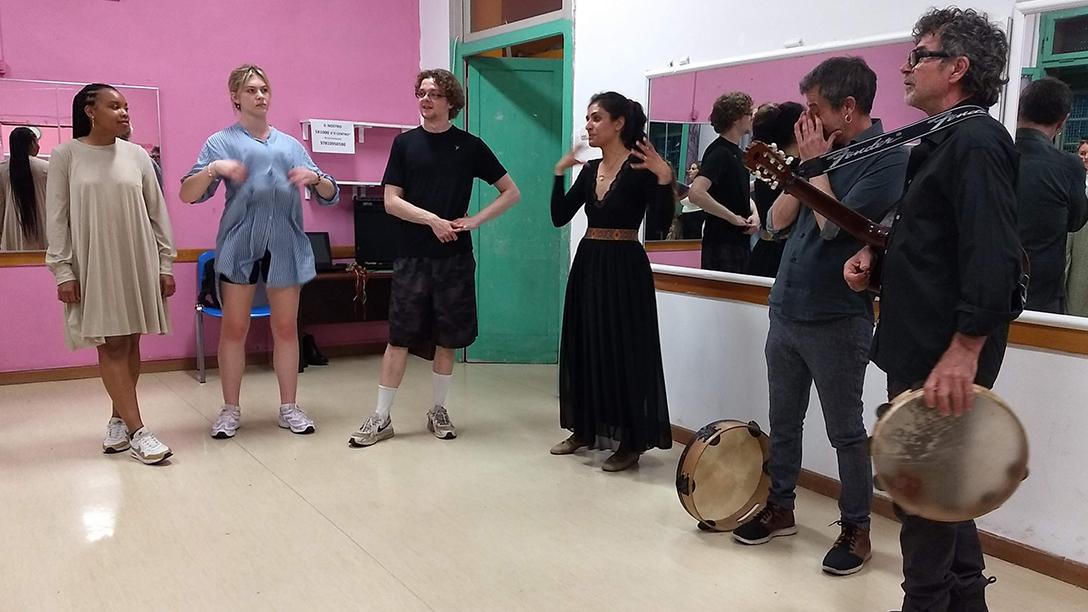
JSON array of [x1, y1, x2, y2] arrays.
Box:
[[822, 521, 872, 576], [732, 503, 797, 545]]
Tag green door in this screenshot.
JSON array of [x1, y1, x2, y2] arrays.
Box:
[[466, 56, 564, 363]]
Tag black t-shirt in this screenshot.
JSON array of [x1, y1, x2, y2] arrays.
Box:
[[382, 126, 507, 258], [697, 137, 751, 246]]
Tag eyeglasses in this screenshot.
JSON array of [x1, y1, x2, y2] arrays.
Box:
[[907, 48, 952, 68], [415, 90, 447, 100]]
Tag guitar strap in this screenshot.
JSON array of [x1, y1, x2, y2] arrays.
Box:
[[796, 105, 989, 178]]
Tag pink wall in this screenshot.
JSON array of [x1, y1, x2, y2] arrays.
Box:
[[647, 248, 701, 268], [650, 41, 924, 129], [0, 0, 421, 372]]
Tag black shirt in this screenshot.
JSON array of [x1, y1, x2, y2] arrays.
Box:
[[697, 137, 751, 246], [1014, 128, 1088, 312], [551, 157, 673, 230], [872, 103, 1022, 388], [769, 120, 908, 322], [382, 126, 507, 258]]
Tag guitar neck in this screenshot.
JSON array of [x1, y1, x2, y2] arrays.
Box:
[[781, 174, 889, 250]]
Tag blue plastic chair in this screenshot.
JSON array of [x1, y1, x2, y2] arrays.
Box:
[[195, 250, 271, 383]]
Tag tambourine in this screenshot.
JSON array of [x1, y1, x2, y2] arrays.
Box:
[[871, 386, 1029, 522], [676, 420, 771, 532]]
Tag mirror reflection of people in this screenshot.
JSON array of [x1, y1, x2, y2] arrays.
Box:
[[687, 92, 759, 273], [180, 64, 340, 439], [678, 162, 705, 239], [746, 102, 803, 277], [1067, 141, 1088, 316], [1, 127, 49, 250], [734, 57, 907, 577], [45, 83, 176, 464], [118, 120, 163, 190], [844, 9, 1021, 610], [348, 69, 520, 448], [549, 92, 673, 472], [1014, 77, 1088, 314]]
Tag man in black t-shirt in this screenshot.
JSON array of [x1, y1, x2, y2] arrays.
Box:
[[688, 92, 759, 273], [349, 69, 520, 448]]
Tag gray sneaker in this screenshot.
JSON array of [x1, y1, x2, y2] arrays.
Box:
[[349, 413, 394, 447], [426, 405, 457, 440], [102, 417, 130, 453]]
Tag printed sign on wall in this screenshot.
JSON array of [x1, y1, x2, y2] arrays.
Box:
[[310, 119, 356, 154]]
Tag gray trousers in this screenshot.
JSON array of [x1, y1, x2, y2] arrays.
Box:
[[765, 309, 874, 526]]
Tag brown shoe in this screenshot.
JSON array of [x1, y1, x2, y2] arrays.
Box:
[[732, 503, 797, 544], [602, 449, 640, 472], [550, 435, 588, 455], [821, 521, 872, 576]]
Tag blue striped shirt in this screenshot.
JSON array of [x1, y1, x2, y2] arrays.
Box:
[[184, 124, 339, 287]]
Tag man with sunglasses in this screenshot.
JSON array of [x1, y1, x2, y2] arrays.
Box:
[[844, 9, 1022, 611], [349, 68, 520, 448]]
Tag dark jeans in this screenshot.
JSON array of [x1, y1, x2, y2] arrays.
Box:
[[888, 378, 992, 612], [765, 310, 873, 527]]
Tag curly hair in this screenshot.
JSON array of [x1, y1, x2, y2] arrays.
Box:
[[416, 69, 465, 119], [709, 92, 753, 133], [912, 7, 1008, 107]]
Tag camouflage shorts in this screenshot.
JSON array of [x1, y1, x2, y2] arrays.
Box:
[[389, 253, 478, 349]]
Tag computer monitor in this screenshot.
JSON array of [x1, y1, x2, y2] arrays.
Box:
[[306, 231, 335, 272], [354, 196, 399, 269]]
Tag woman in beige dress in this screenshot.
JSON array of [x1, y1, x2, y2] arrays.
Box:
[[46, 83, 176, 465], [0, 127, 49, 251]]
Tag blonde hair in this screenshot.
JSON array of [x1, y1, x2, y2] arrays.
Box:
[[228, 64, 271, 111]]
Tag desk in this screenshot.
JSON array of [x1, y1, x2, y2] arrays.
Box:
[[299, 268, 392, 324]]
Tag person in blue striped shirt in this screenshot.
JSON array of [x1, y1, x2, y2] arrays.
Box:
[[180, 64, 339, 439]]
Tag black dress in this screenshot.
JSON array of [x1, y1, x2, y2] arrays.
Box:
[[551, 158, 672, 452]]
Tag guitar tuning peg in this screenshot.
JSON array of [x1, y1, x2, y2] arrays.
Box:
[[770, 143, 779, 151], [770, 181, 779, 190], [786, 156, 795, 164]]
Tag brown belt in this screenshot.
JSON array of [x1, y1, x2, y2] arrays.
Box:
[[585, 228, 639, 241]]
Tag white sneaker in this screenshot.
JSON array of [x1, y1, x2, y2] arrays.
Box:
[[102, 417, 130, 453], [278, 403, 315, 434], [210, 405, 241, 439], [129, 427, 172, 464]]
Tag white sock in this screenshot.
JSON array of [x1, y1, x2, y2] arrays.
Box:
[[375, 385, 397, 422], [433, 372, 452, 408]]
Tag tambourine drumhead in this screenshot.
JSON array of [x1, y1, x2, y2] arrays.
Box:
[[676, 420, 770, 532], [871, 386, 1029, 522]]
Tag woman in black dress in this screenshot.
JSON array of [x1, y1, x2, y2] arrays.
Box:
[[549, 92, 673, 472], [747, 102, 804, 278]]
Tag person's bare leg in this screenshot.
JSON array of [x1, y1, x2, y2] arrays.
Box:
[[218, 282, 257, 406], [433, 346, 455, 376], [380, 345, 410, 388], [98, 335, 143, 432], [266, 286, 301, 404]]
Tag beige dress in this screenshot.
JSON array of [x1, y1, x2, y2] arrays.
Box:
[[45, 139, 175, 349], [0, 156, 49, 251]]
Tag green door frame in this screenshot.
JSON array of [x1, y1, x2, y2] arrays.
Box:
[[450, 19, 575, 361], [1039, 6, 1088, 68]]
